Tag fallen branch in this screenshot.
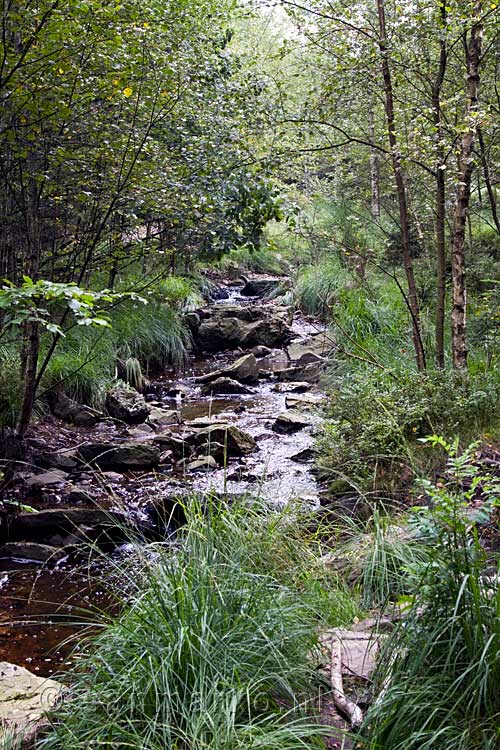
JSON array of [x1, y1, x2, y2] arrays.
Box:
[[330, 638, 364, 730]]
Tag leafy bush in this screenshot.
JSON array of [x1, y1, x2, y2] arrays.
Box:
[[317, 369, 500, 497], [40, 501, 332, 750]]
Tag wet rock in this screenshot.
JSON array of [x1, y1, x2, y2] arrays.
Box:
[[66, 486, 97, 504], [165, 384, 190, 399], [38, 449, 80, 472], [287, 337, 331, 361], [0, 542, 66, 564], [153, 433, 193, 460], [197, 354, 259, 385], [200, 377, 252, 396], [273, 381, 312, 393], [194, 306, 292, 353], [184, 311, 201, 332], [3, 508, 140, 546], [185, 456, 218, 472], [48, 392, 101, 427], [101, 471, 123, 483], [193, 424, 256, 456], [127, 424, 155, 438], [276, 363, 322, 384], [25, 469, 69, 488], [251, 345, 272, 358], [290, 447, 317, 463], [78, 442, 160, 471], [0, 662, 64, 747], [272, 410, 315, 434], [241, 276, 285, 297], [209, 286, 230, 301], [198, 441, 226, 463], [285, 394, 323, 410], [296, 351, 325, 367], [146, 406, 179, 430], [105, 387, 151, 425]]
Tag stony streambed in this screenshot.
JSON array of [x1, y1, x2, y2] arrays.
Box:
[[0, 284, 332, 677]]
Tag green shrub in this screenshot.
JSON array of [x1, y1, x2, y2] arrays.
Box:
[[317, 369, 500, 497], [40, 502, 332, 750]]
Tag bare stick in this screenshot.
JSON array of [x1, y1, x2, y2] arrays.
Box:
[[330, 638, 364, 730]]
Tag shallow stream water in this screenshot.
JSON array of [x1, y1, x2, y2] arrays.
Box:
[[0, 288, 330, 676]]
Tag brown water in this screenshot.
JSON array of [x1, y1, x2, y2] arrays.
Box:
[[0, 291, 329, 676]]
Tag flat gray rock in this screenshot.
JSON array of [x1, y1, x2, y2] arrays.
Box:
[[318, 629, 382, 680], [272, 410, 315, 434], [0, 662, 64, 746]]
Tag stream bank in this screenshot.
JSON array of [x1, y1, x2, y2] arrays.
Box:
[[0, 280, 333, 676]]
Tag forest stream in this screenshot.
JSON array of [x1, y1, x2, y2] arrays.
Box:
[[0, 283, 331, 677]]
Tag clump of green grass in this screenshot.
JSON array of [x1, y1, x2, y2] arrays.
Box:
[[333, 507, 431, 609], [201, 498, 360, 626], [295, 258, 350, 319], [39, 500, 341, 750], [362, 445, 500, 750], [0, 344, 21, 427], [215, 246, 290, 277], [363, 542, 500, 750]]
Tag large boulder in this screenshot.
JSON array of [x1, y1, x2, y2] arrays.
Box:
[[48, 391, 101, 427], [105, 387, 151, 424], [201, 377, 252, 396], [197, 354, 259, 385], [192, 424, 256, 456], [3, 508, 130, 544], [0, 662, 64, 748], [193, 306, 292, 353], [241, 276, 285, 297], [78, 442, 160, 471]]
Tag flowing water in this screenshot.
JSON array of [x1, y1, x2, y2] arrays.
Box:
[[0, 288, 330, 676]]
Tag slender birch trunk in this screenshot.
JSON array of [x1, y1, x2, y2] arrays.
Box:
[[450, 3, 484, 369]]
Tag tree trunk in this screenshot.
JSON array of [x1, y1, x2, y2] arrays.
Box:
[[376, 0, 426, 371], [369, 110, 381, 219], [433, 1, 448, 369], [450, 4, 484, 369], [15, 321, 40, 440]]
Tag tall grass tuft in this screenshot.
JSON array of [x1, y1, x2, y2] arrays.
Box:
[[39, 500, 334, 750], [295, 258, 350, 319], [363, 540, 500, 750]]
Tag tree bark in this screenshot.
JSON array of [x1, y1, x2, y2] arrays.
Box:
[[432, 2, 448, 369], [450, 4, 484, 369], [477, 126, 500, 235], [15, 321, 40, 440], [376, 0, 426, 371], [369, 109, 381, 219]]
